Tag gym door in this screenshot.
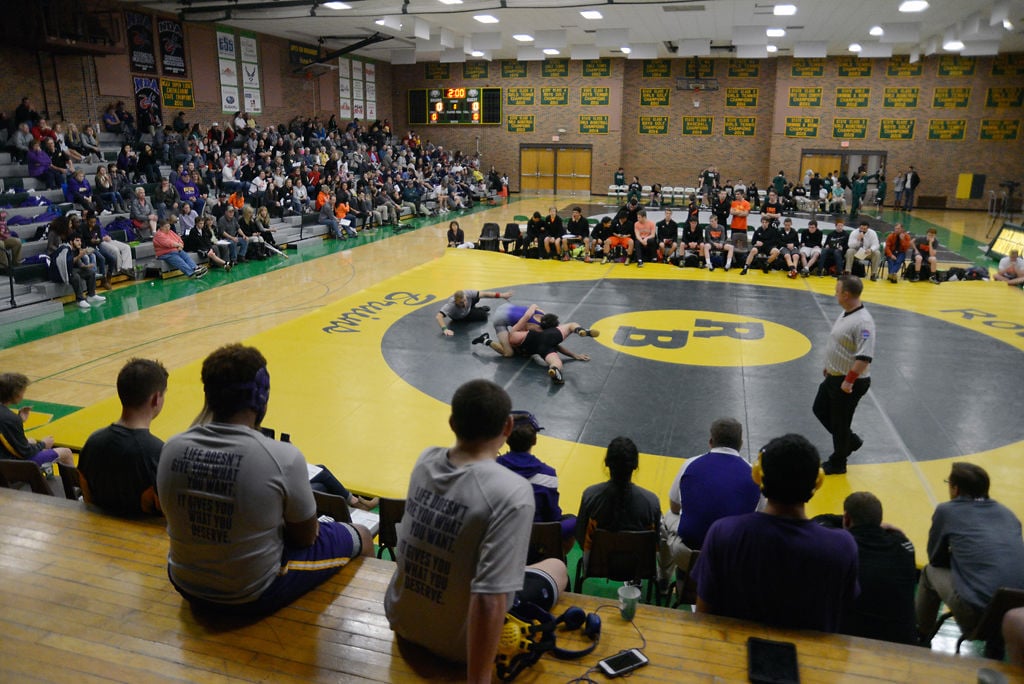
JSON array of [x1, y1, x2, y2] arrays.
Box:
[[555, 147, 592, 196], [520, 147, 556, 193]]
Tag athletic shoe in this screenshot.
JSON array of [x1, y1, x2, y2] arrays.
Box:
[[762, 263, 770, 274], [801, 268, 809, 277], [601, 257, 608, 264], [472, 332, 491, 345], [637, 260, 643, 268], [548, 367, 564, 385], [77, 299, 90, 309], [561, 253, 570, 261], [724, 265, 731, 272], [577, 328, 600, 338], [708, 265, 715, 272], [224, 262, 233, 273], [480, 306, 490, 313], [910, 274, 919, 282], [788, 269, 797, 279], [869, 274, 878, 281], [741, 266, 749, 275], [929, 275, 940, 284], [86, 294, 106, 303], [584, 256, 592, 263]]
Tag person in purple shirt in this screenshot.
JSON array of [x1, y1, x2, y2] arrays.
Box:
[[26, 139, 62, 190], [693, 433, 859, 633], [497, 411, 576, 558]]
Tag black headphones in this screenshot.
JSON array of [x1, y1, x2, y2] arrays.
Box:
[[550, 606, 602, 659]]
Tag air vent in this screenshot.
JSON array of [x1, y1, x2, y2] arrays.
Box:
[[663, 5, 705, 11]]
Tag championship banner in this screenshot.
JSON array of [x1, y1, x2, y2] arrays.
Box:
[[126, 11, 156, 74], [133, 76, 162, 130], [158, 18, 187, 77]]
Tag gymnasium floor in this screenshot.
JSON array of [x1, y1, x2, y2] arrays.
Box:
[[3, 196, 1022, 579]]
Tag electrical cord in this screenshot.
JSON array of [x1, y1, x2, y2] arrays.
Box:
[[566, 604, 647, 683]]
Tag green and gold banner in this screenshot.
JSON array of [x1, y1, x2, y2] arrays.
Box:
[[985, 87, 1024, 108], [640, 88, 671, 106], [883, 87, 919, 108], [541, 59, 569, 78], [789, 86, 822, 107], [725, 88, 758, 107], [506, 87, 535, 106], [425, 63, 449, 80], [832, 117, 868, 139], [728, 59, 760, 78], [835, 56, 872, 77], [581, 59, 611, 77], [835, 87, 870, 108], [933, 87, 971, 108], [539, 86, 568, 105], [579, 115, 609, 134], [928, 119, 967, 140], [785, 116, 819, 137], [879, 118, 915, 140], [683, 59, 714, 78], [724, 116, 756, 136], [638, 116, 669, 135], [501, 61, 529, 78], [462, 61, 488, 79], [937, 55, 976, 77], [887, 55, 923, 77], [643, 59, 671, 78], [506, 115, 535, 133], [979, 119, 1020, 141], [992, 54, 1024, 76], [681, 115, 713, 136], [791, 58, 825, 77], [580, 86, 610, 106]]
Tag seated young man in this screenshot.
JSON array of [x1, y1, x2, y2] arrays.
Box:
[[799, 219, 824, 276], [603, 212, 634, 264], [385, 380, 568, 684], [656, 209, 679, 264], [702, 214, 734, 272], [157, 344, 373, 616], [693, 433, 859, 633], [78, 359, 168, 516], [994, 248, 1024, 286]]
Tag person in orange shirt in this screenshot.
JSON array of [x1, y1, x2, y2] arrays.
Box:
[[883, 223, 914, 283], [633, 209, 657, 267], [729, 189, 751, 237], [315, 185, 330, 211], [333, 198, 357, 237]]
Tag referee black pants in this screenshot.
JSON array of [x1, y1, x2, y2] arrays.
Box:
[[812, 374, 871, 466]]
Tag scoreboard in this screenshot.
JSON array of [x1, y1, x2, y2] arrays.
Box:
[[430, 87, 481, 124], [408, 87, 502, 125]]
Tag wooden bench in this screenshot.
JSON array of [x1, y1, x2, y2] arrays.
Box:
[[2, 486, 1020, 682]]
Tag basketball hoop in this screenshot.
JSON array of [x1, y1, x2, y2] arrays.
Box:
[[692, 86, 701, 108]]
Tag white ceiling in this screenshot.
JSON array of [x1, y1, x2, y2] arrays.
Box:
[[132, 0, 1024, 63]]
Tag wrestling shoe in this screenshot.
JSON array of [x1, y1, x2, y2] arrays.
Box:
[[577, 328, 600, 338], [821, 460, 847, 475], [548, 367, 564, 385], [741, 266, 749, 275], [708, 264, 715, 272], [637, 259, 643, 268], [910, 273, 920, 282], [601, 256, 608, 265], [801, 268, 810, 277], [788, 269, 798, 278], [472, 332, 491, 345]]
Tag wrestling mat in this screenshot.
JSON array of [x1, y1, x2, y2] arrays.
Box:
[[40, 250, 1024, 564]]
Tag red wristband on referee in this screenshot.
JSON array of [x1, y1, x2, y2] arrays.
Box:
[[844, 371, 859, 384]]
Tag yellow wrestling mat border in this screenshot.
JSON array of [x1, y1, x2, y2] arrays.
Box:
[[34, 250, 1024, 566]]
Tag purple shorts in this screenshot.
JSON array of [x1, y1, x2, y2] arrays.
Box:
[[30, 449, 59, 466]]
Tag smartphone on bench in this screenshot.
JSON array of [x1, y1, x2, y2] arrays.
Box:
[[747, 637, 799, 684], [597, 649, 648, 678]]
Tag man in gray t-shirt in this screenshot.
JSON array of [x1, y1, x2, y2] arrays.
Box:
[[385, 380, 567, 682], [158, 344, 372, 616], [435, 288, 512, 336]]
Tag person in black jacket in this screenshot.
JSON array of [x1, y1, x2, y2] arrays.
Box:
[[741, 215, 781, 275]]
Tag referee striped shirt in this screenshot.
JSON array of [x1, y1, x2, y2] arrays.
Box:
[[824, 305, 875, 376]]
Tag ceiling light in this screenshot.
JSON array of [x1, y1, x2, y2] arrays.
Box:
[[773, 4, 797, 16], [1003, 19, 1014, 30], [943, 38, 964, 50], [899, 1, 929, 12], [474, 14, 499, 24], [513, 34, 533, 42], [620, 46, 631, 54], [869, 25, 884, 36], [438, 0, 463, 4], [543, 48, 560, 55], [766, 44, 778, 52], [848, 42, 862, 52], [471, 50, 484, 57], [581, 10, 603, 20], [766, 28, 786, 37], [322, 1, 351, 9]]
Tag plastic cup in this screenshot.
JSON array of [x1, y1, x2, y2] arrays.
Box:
[[618, 584, 641, 621]]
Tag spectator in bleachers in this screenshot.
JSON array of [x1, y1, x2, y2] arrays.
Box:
[[812, 492, 917, 645], [576, 436, 660, 556], [78, 124, 103, 162], [77, 358, 168, 516], [116, 144, 139, 181], [129, 187, 158, 241], [50, 232, 106, 308], [153, 178, 181, 221], [0, 211, 22, 268], [915, 462, 1024, 647], [292, 178, 312, 213], [8, 122, 33, 162], [844, 221, 881, 280], [14, 97, 39, 127], [26, 139, 62, 190], [51, 122, 84, 164], [154, 219, 206, 278], [94, 165, 126, 213], [80, 211, 115, 290], [114, 101, 137, 141], [0, 372, 75, 468], [883, 222, 914, 283], [217, 205, 248, 263], [239, 206, 268, 259], [137, 143, 162, 184], [65, 123, 96, 163], [693, 433, 859, 633], [30, 118, 57, 143], [498, 410, 577, 557], [318, 191, 344, 240], [371, 185, 399, 226], [44, 137, 73, 179], [185, 215, 231, 271], [177, 201, 198, 235], [67, 169, 97, 214], [102, 104, 122, 136], [253, 206, 278, 246]]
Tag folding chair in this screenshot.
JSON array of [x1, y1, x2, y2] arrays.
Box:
[[934, 587, 1024, 659], [0, 459, 56, 496], [312, 490, 353, 523], [376, 497, 406, 560], [476, 222, 500, 251], [499, 223, 521, 254], [574, 529, 660, 605], [528, 521, 565, 565]]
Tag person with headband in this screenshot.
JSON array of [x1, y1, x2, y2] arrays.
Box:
[[157, 344, 373, 616], [692, 433, 859, 632]]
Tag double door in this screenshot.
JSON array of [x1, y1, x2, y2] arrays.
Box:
[[520, 146, 592, 195]]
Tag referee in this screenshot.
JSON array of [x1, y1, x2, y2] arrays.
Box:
[[813, 275, 875, 475]]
